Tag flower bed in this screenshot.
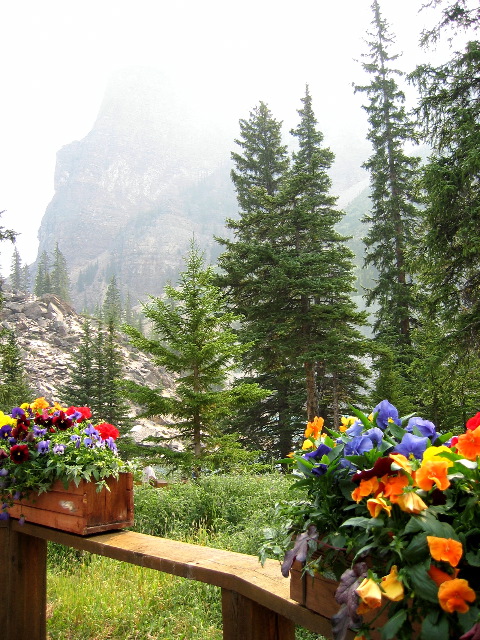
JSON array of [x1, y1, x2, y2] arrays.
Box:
[[265, 401, 480, 640]]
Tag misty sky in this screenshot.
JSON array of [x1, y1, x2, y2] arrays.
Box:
[[0, 0, 458, 275]]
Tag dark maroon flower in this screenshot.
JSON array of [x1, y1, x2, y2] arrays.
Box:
[[34, 414, 53, 428], [351, 456, 393, 483], [52, 411, 73, 431], [11, 424, 29, 441], [9, 444, 30, 464]]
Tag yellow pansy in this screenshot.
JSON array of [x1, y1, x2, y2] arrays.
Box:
[[356, 577, 382, 610], [367, 494, 392, 518], [380, 566, 404, 601], [423, 445, 454, 467], [0, 412, 15, 427]]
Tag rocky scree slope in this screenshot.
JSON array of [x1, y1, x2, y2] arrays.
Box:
[[1, 289, 178, 446]]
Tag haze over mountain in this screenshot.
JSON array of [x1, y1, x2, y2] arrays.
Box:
[[35, 67, 370, 310]]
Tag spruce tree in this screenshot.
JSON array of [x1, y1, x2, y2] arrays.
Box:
[[51, 243, 70, 302], [124, 242, 266, 463], [10, 247, 22, 291], [98, 320, 131, 429], [60, 319, 96, 407], [102, 275, 123, 325], [34, 251, 52, 297], [355, 0, 421, 410], [0, 329, 32, 410]]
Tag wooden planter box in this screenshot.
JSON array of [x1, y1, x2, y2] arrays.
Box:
[[9, 472, 134, 535], [290, 560, 388, 640]]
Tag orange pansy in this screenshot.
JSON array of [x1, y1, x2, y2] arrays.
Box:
[[304, 416, 324, 439], [427, 536, 463, 567], [356, 577, 382, 610], [438, 578, 476, 613], [415, 459, 451, 491], [367, 494, 392, 518], [381, 474, 409, 503], [456, 426, 480, 461], [380, 565, 404, 601], [352, 477, 380, 502], [396, 491, 428, 514], [389, 453, 414, 476], [428, 565, 458, 586]]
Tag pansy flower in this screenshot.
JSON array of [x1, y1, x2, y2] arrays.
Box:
[[344, 436, 373, 456], [438, 579, 476, 613], [393, 433, 428, 459], [455, 426, 480, 461], [415, 458, 451, 491], [356, 577, 382, 610], [367, 494, 392, 518], [304, 416, 324, 439], [466, 412, 480, 431], [9, 444, 30, 464], [380, 566, 404, 601], [427, 536, 463, 567], [406, 416, 438, 441], [396, 491, 428, 514], [52, 411, 73, 431], [373, 400, 401, 429], [352, 477, 380, 502]]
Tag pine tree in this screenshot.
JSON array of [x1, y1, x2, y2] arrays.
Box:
[[10, 247, 22, 291], [124, 242, 266, 463], [97, 320, 131, 429], [102, 275, 123, 325], [34, 251, 52, 296], [60, 319, 96, 407], [0, 329, 32, 410], [21, 264, 31, 293], [51, 243, 70, 302], [354, 0, 421, 409]]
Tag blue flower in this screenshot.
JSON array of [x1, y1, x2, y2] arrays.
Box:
[[11, 407, 25, 419], [104, 437, 118, 453], [406, 417, 437, 441], [365, 427, 384, 447], [344, 436, 373, 456], [37, 440, 50, 454], [311, 463, 328, 476], [33, 426, 47, 437], [84, 424, 100, 439], [373, 400, 401, 429], [53, 444, 65, 455], [0, 425, 12, 439], [83, 437, 94, 447], [345, 420, 363, 437], [393, 433, 428, 459], [70, 434, 81, 448], [303, 443, 331, 461]]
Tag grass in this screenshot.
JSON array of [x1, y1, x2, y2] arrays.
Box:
[[46, 474, 322, 640]]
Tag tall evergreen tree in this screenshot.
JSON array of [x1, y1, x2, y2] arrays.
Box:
[[34, 251, 52, 297], [355, 0, 421, 410], [21, 264, 30, 293], [102, 275, 123, 325], [51, 243, 70, 302], [97, 320, 131, 429], [124, 242, 266, 463], [218, 92, 369, 452], [60, 319, 96, 407], [0, 329, 32, 410], [10, 247, 22, 291]]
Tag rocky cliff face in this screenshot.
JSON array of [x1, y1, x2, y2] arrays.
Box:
[[37, 68, 237, 310], [1, 289, 178, 446]]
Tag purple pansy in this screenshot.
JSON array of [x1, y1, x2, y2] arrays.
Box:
[[303, 443, 332, 461], [365, 427, 384, 447], [406, 417, 437, 441], [344, 436, 374, 456], [373, 400, 401, 429], [37, 440, 50, 454], [345, 420, 363, 437], [393, 433, 428, 459]]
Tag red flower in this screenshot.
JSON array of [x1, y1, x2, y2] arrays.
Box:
[[10, 444, 30, 464], [11, 424, 29, 441], [96, 423, 120, 441], [52, 411, 73, 431], [66, 406, 92, 421], [466, 412, 480, 431]]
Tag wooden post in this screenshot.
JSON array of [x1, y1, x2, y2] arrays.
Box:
[[221, 589, 295, 640], [0, 520, 47, 640]]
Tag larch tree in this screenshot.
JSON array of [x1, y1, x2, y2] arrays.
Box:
[[355, 0, 421, 410]]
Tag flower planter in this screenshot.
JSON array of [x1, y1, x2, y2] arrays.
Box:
[[290, 560, 388, 640], [9, 472, 134, 535]]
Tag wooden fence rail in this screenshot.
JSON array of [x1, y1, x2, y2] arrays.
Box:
[[0, 519, 351, 640]]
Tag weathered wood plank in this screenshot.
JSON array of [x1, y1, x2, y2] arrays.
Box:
[[222, 589, 295, 640], [11, 521, 336, 636], [1, 522, 47, 640]]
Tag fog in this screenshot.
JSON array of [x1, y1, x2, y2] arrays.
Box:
[[0, 0, 460, 275]]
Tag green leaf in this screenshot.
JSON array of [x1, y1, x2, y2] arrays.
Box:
[[466, 550, 480, 567], [403, 532, 429, 565], [341, 516, 383, 529], [420, 610, 449, 640], [348, 404, 371, 429], [381, 608, 407, 640], [408, 564, 439, 603]]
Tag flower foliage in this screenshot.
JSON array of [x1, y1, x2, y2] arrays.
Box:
[[0, 398, 131, 520], [270, 400, 480, 640]]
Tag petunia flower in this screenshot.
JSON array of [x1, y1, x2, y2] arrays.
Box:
[[427, 536, 463, 567], [438, 578, 476, 613], [456, 426, 480, 460], [394, 433, 428, 459], [415, 459, 451, 491], [380, 566, 404, 601], [356, 577, 382, 610], [396, 491, 428, 514], [373, 400, 401, 429]]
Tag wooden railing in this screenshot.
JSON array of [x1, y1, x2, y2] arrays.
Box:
[[0, 519, 349, 640]]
